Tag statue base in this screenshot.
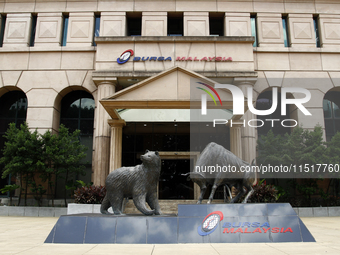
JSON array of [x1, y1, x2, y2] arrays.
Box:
[[45, 203, 315, 244]]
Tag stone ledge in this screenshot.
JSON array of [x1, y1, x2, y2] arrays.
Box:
[[0, 206, 67, 217], [95, 36, 255, 43]]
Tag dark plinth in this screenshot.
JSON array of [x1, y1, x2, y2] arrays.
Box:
[[45, 203, 315, 244]]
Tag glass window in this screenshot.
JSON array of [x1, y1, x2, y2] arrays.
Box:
[[323, 92, 340, 141], [127, 14, 142, 36], [93, 14, 100, 46], [168, 13, 183, 36], [29, 14, 37, 46], [60, 90, 95, 185], [0, 91, 27, 195], [313, 16, 321, 48], [282, 16, 289, 47], [61, 14, 69, 46], [251, 15, 258, 47], [209, 14, 224, 36], [0, 14, 6, 47]]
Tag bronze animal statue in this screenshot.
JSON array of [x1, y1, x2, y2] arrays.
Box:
[[191, 142, 256, 204], [101, 150, 162, 215]]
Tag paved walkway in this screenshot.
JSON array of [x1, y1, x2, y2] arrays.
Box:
[[1, 216, 340, 254]]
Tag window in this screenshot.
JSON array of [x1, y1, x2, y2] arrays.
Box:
[[61, 14, 69, 46], [251, 15, 258, 47], [93, 13, 100, 46], [256, 90, 291, 136], [323, 91, 340, 141], [313, 15, 321, 48], [0, 14, 6, 47], [0, 91, 27, 195], [282, 16, 289, 47], [60, 90, 95, 186], [209, 13, 224, 36], [167, 13, 183, 36], [29, 14, 37, 46], [127, 13, 142, 36]]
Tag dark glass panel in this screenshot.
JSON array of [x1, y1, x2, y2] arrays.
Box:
[[333, 102, 340, 118], [122, 153, 136, 167], [79, 135, 93, 163], [127, 17, 141, 36], [0, 91, 27, 119], [323, 99, 332, 119], [122, 134, 135, 152], [159, 159, 194, 199], [60, 119, 78, 133], [209, 16, 224, 36], [251, 16, 258, 47], [80, 98, 95, 118], [168, 16, 183, 36], [80, 120, 94, 135]]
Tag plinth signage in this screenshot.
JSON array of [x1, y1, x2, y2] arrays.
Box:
[[45, 203, 315, 244]]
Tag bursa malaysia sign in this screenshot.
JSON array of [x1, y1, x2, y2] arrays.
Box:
[[117, 49, 232, 64], [198, 211, 293, 236]]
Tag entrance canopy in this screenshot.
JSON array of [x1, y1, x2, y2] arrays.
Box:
[[100, 66, 242, 120]]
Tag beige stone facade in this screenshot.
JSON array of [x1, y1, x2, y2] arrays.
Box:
[[0, 0, 340, 201]]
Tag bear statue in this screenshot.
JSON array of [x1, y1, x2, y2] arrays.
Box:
[[100, 150, 162, 216]]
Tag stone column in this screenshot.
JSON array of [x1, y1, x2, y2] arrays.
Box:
[[92, 78, 116, 185], [229, 123, 243, 198], [230, 124, 243, 159], [108, 119, 126, 172], [241, 110, 257, 163], [233, 78, 257, 163]]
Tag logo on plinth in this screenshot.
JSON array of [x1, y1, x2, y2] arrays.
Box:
[[198, 211, 223, 236]]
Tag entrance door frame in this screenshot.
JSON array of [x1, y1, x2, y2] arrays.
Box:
[[158, 151, 200, 200]]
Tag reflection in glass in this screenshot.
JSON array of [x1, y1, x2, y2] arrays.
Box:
[[60, 90, 95, 186], [0, 90, 27, 193], [323, 92, 340, 141]]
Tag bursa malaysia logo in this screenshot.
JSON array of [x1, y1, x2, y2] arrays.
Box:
[[117, 49, 172, 64], [197, 211, 294, 236], [198, 211, 223, 236]]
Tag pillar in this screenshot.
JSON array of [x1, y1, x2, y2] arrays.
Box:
[[230, 124, 243, 159], [92, 78, 116, 185], [108, 119, 126, 172], [234, 77, 257, 163]]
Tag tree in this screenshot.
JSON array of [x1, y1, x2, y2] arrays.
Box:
[[53, 125, 87, 206], [257, 126, 328, 206], [1, 123, 88, 207], [0, 123, 43, 206]]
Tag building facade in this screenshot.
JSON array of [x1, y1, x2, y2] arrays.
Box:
[[0, 0, 340, 201]]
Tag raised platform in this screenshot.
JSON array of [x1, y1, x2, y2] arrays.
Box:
[[45, 203, 315, 244]]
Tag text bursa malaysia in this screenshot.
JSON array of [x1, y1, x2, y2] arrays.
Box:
[[195, 164, 340, 175]]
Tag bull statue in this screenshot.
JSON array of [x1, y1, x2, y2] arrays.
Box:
[[191, 142, 256, 204]]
